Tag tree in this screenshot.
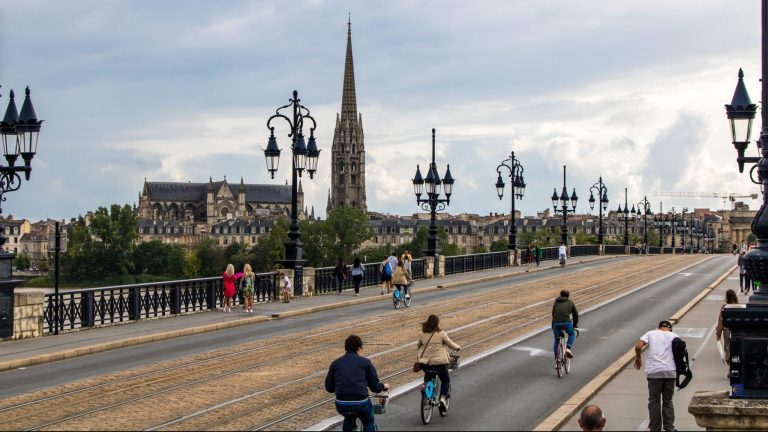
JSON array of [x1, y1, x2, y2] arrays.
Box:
[[300, 219, 335, 267], [490, 239, 508, 252], [324, 207, 376, 263], [252, 219, 289, 271], [13, 252, 30, 270], [182, 251, 202, 278], [192, 238, 227, 277], [133, 240, 184, 277]]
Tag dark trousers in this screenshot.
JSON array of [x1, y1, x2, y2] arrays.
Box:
[[424, 364, 451, 398], [335, 399, 375, 432], [647, 378, 675, 431], [336, 276, 345, 293], [352, 275, 363, 294], [741, 273, 751, 292]]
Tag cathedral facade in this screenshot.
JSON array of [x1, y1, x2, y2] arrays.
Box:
[[328, 19, 367, 213]]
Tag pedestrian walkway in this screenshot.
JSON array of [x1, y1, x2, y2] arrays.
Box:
[[0, 255, 614, 371], [560, 263, 740, 431]]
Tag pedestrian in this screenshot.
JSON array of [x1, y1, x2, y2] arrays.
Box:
[[392, 259, 412, 299], [221, 264, 242, 313], [240, 264, 256, 313], [526, 244, 533, 267], [334, 257, 349, 295], [401, 250, 413, 278], [534, 243, 541, 267], [634, 320, 679, 432], [738, 250, 750, 294], [416, 315, 461, 413], [380, 256, 392, 295], [716, 289, 739, 377], [578, 405, 606, 432], [350, 257, 365, 296], [387, 250, 398, 291], [280, 271, 292, 303]]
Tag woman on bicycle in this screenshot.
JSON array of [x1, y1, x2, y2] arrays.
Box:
[[392, 259, 411, 298], [416, 315, 460, 411]]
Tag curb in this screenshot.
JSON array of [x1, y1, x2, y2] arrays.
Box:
[[0, 256, 614, 373], [532, 262, 736, 431]]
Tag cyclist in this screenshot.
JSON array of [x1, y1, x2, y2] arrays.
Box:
[[416, 315, 461, 413], [325, 335, 390, 432], [558, 242, 567, 264], [392, 259, 412, 299], [552, 289, 579, 359]]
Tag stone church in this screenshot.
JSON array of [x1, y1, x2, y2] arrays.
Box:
[[328, 19, 367, 213]]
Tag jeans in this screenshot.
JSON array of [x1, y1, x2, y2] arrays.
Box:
[[335, 399, 375, 432], [552, 322, 576, 354], [424, 364, 451, 398], [395, 284, 409, 296], [647, 378, 675, 431], [352, 275, 363, 294]]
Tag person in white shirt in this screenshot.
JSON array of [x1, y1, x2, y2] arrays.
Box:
[[634, 320, 679, 432], [558, 244, 567, 261]]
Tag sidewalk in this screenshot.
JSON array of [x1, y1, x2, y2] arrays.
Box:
[[560, 265, 740, 431], [0, 255, 615, 372]]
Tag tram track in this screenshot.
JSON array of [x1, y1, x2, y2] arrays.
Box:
[[0, 256, 707, 431]]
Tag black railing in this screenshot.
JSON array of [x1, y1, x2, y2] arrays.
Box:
[[44, 272, 278, 335], [444, 251, 508, 275], [570, 245, 600, 257], [604, 245, 627, 255], [648, 246, 662, 254], [313, 259, 427, 295], [662, 247, 674, 254], [539, 246, 560, 261]]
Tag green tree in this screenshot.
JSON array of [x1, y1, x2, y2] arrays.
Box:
[[325, 207, 376, 262], [133, 240, 184, 276], [193, 238, 227, 276], [13, 252, 30, 270], [252, 219, 289, 271], [182, 251, 202, 278], [300, 219, 335, 267], [490, 239, 508, 252], [37, 256, 50, 273]]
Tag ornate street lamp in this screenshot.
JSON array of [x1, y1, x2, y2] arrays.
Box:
[[680, 207, 688, 252], [588, 176, 609, 245], [551, 165, 577, 245], [263, 90, 320, 274], [413, 129, 454, 258], [654, 202, 665, 248], [495, 151, 525, 252], [616, 188, 633, 246], [636, 196, 653, 246]]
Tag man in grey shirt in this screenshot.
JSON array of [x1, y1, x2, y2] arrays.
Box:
[[634, 320, 679, 432]]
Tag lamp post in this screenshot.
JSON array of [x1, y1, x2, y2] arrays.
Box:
[[551, 165, 578, 245], [263, 90, 321, 274], [670, 207, 677, 249], [413, 129, 454, 259], [636, 196, 652, 246], [0, 86, 42, 339], [721, 1, 768, 398], [588, 176, 610, 245], [655, 202, 665, 248], [616, 188, 634, 246], [495, 151, 525, 252], [680, 207, 688, 253]]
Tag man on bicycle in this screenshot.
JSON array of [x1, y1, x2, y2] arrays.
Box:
[[552, 289, 579, 358], [558, 242, 568, 263], [325, 335, 390, 432]]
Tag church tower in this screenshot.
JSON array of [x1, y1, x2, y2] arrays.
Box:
[[328, 17, 367, 214]]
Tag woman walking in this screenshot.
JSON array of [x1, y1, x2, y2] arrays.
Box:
[[334, 258, 349, 295], [350, 257, 365, 296], [222, 264, 241, 313], [716, 289, 739, 377], [739, 250, 751, 293], [240, 264, 256, 313], [416, 314, 461, 412]]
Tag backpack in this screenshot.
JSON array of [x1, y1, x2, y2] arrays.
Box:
[[382, 262, 392, 277], [671, 337, 693, 389]]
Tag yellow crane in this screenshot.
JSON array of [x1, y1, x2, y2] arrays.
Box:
[[654, 192, 758, 209]]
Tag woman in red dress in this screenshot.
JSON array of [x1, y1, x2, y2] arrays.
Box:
[[222, 264, 242, 313]]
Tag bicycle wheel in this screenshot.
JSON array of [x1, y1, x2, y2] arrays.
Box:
[[392, 290, 402, 309], [565, 353, 571, 374], [555, 341, 563, 378], [421, 391, 433, 424], [404, 291, 412, 308]]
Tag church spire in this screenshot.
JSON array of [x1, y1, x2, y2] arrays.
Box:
[[341, 15, 358, 122]]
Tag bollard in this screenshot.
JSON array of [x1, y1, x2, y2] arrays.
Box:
[[82, 291, 95, 328]]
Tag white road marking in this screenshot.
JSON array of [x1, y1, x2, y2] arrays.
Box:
[[705, 294, 724, 301], [727, 277, 739, 280], [673, 327, 708, 338], [511, 346, 552, 357], [691, 323, 718, 361]]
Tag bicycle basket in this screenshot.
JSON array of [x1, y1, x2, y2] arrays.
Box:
[[448, 353, 461, 370], [372, 395, 388, 414]]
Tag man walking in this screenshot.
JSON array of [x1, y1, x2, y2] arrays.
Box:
[[634, 320, 679, 432]]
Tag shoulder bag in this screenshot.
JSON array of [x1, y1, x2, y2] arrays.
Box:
[[413, 332, 436, 373]]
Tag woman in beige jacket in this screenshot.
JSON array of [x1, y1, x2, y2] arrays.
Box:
[[416, 314, 460, 410], [392, 259, 412, 298]]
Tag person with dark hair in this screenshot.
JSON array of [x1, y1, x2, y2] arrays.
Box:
[[717, 289, 739, 375], [552, 289, 579, 359], [578, 405, 606, 431], [416, 315, 461, 413], [635, 320, 679, 432], [325, 335, 390, 431], [335, 258, 349, 295], [350, 257, 365, 296], [392, 258, 412, 299]]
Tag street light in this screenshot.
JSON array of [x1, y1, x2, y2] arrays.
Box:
[[551, 165, 578, 245], [616, 188, 633, 246], [263, 90, 320, 273], [680, 207, 688, 253], [636, 196, 653, 246], [653, 202, 665, 248], [588, 176, 609, 245], [670, 207, 678, 250], [495, 150, 525, 252], [413, 129, 454, 258]]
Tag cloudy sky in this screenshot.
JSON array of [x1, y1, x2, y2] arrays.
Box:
[[0, 0, 763, 221]]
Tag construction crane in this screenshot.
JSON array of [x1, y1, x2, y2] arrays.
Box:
[[654, 192, 758, 210]]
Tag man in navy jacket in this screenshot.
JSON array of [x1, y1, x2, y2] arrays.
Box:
[[326, 335, 390, 431]]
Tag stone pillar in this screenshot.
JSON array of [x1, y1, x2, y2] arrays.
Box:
[[689, 390, 768, 431], [6, 290, 44, 340], [438, 255, 446, 278], [302, 267, 315, 296], [425, 256, 435, 279], [599, 244, 605, 256], [508, 250, 519, 267]]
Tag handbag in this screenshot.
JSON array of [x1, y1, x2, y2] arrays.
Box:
[[413, 332, 436, 373]]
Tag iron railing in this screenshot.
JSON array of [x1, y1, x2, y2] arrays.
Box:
[[648, 246, 661, 254], [570, 245, 600, 257], [604, 245, 627, 255], [539, 246, 560, 261], [444, 251, 508, 275], [44, 272, 278, 335], [313, 259, 426, 295]]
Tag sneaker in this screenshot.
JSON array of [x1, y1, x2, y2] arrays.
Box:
[[565, 348, 574, 359], [438, 396, 447, 412], [355, 293, 360, 296]]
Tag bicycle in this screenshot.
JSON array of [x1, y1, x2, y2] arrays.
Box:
[[559, 255, 566, 268], [554, 327, 578, 378], [392, 285, 412, 309], [337, 393, 388, 431], [420, 351, 460, 424]]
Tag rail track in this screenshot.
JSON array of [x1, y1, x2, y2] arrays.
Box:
[[0, 255, 708, 431]]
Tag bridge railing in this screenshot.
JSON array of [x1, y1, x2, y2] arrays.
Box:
[[604, 245, 627, 255], [43, 272, 278, 335], [444, 251, 508, 275], [570, 245, 600, 257], [313, 259, 426, 295], [648, 246, 662, 254]]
